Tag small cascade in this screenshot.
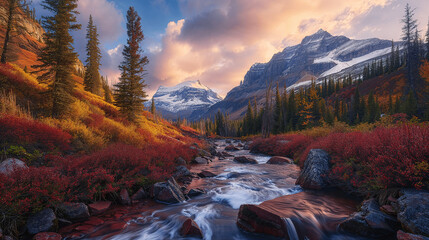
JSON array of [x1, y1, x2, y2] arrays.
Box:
[[283, 217, 299, 240]]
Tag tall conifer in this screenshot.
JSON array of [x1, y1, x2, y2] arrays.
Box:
[[84, 15, 102, 95]]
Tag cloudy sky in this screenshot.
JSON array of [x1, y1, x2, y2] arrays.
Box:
[[33, 0, 429, 97]]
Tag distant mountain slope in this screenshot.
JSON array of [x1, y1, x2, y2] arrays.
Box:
[[149, 80, 223, 120], [202, 29, 397, 120]]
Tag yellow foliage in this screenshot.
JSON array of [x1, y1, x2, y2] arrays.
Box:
[[0, 90, 31, 118], [10, 63, 48, 91]]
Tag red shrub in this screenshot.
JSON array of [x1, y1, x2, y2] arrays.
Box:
[[250, 134, 313, 160], [0, 115, 72, 151], [0, 167, 66, 215], [303, 124, 429, 192]]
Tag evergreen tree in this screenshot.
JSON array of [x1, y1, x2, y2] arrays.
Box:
[[352, 87, 361, 123], [388, 93, 394, 115], [405, 91, 418, 117], [101, 76, 112, 103], [281, 85, 288, 132], [33, 0, 81, 118], [366, 91, 377, 123], [150, 96, 156, 115], [244, 100, 253, 135], [84, 15, 102, 95], [114, 7, 149, 122], [1, 0, 31, 63], [390, 40, 395, 72], [287, 90, 297, 130], [426, 19, 429, 60], [402, 3, 418, 90], [394, 96, 401, 113], [273, 83, 282, 134]]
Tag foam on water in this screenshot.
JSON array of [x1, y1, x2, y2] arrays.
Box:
[[182, 204, 219, 240]]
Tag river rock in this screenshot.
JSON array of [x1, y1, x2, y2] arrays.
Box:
[[33, 232, 62, 240], [120, 189, 131, 205], [187, 188, 205, 197], [197, 170, 216, 178], [26, 209, 57, 235], [221, 151, 234, 157], [397, 230, 429, 240], [225, 139, 232, 144], [192, 157, 208, 164], [0, 158, 28, 175], [176, 157, 187, 166], [267, 156, 293, 165], [339, 198, 399, 238], [58, 202, 90, 221], [174, 165, 191, 178], [296, 149, 330, 189], [180, 218, 203, 238], [233, 156, 257, 164], [225, 145, 239, 151], [131, 188, 147, 201], [396, 190, 429, 236], [88, 201, 111, 215], [152, 177, 186, 204]]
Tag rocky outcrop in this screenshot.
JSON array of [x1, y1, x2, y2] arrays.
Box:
[[296, 149, 330, 189], [267, 156, 293, 165], [339, 199, 400, 239], [88, 201, 111, 215], [397, 230, 429, 240], [33, 232, 62, 240], [233, 156, 257, 164], [58, 202, 90, 221], [197, 170, 216, 178], [26, 209, 57, 235], [152, 177, 186, 204], [0, 158, 28, 175], [180, 218, 203, 238], [396, 190, 429, 236]]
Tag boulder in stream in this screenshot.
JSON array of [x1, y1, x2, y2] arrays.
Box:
[[26, 209, 57, 235], [296, 149, 330, 189], [58, 202, 90, 221], [395, 190, 429, 236], [225, 145, 239, 151], [88, 201, 111, 215], [187, 188, 205, 197], [339, 198, 400, 238], [180, 218, 203, 238], [131, 188, 147, 201], [233, 156, 257, 164], [267, 156, 293, 165], [192, 157, 208, 164], [152, 177, 186, 204], [197, 170, 216, 178]]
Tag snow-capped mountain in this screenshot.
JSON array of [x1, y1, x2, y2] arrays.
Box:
[[202, 29, 397, 120], [149, 80, 223, 120]]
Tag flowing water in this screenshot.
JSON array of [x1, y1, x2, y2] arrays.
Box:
[[62, 140, 366, 240]]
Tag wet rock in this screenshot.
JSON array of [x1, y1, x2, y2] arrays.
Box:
[[33, 232, 62, 240], [199, 149, 212, 157], [26, 208, 57, 235], [396, 190, 429, 236], [243, 144, 250, 150], [208, 145, 217, 156], [152, 177, 186, 204], [197, 170, 216, 178], [233, 156, 258, 164], [339, 199, 399, 238], [226, 172, 241, 179], [225, 139, 232, 144], [187, 188, 205, 197], [397, 230, 429, 240], [176, 157, 187, 166], [180, 218, 203, 238], [0, 158, 28, 175], [267, 156, 293, 165], [237, 143, 244, 147], [296, 149, 330, 189], [58, 202, 90, 221], [192, 157, 208, 164], [174, 165, 191, 178], [237, 204, 288, 237], [88, 201, 111, 215], [221, 151, 234, 157], [225, 145, 239, 151], [131, 188, 147, 201], [120, 189, 131, 205]]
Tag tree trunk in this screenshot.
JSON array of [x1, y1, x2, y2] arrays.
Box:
[[1, 2, 15, 63]]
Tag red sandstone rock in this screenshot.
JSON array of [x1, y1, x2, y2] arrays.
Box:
[[180, 218, 203, 238], [88, 201, 111, 215], [33, 232, 62, 240]]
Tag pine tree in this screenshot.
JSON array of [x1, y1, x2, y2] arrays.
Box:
[[33, 0, 81, 118], [405, 91, 418, 117], [402, 3, 418, 90], [101, 77, 112, 103], [426, 19, 429, 60], [388, 93, 394, 115], [366, 91, 377, 123], [114, 7, 149, 122], [273, 83, 282, 134], [243, 100, 253, 135], [1, 0, 31, 63], [390, 40, 395, 72], [84, 15, 102, 96], [150, 96, 156, 115], [352, 87, 361, 124], [287, 89, 297, 130]]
